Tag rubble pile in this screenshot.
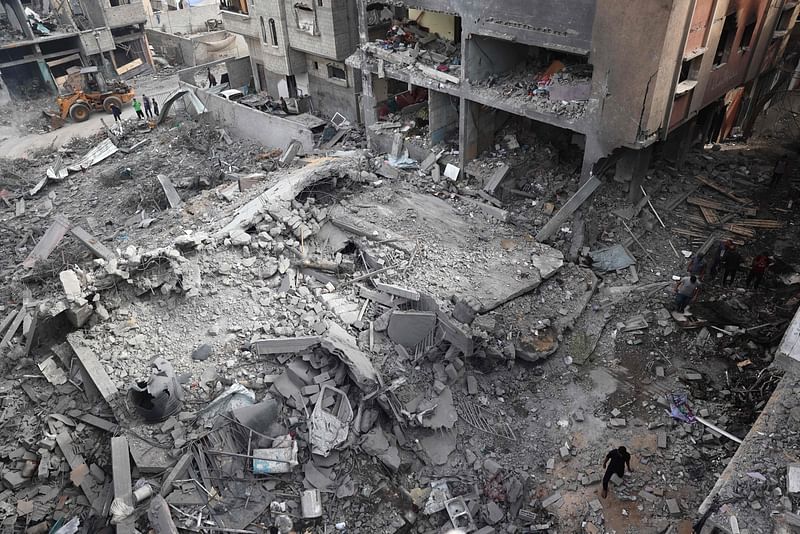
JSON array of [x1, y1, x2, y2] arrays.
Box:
[[0, 77, 799, 534], [472, 61, 592, 119]]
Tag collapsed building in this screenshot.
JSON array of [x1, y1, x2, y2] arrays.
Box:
[[220, 0, 361, 121], [0, 0, 153, 98], [347, 0, 800, 196]]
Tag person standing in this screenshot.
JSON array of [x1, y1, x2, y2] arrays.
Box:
[[110, 102, 122, 123], [707, 240, 730, 280], [772, 155, 788, 186], [132, 98, 144, 120], [746, 252, 771, 289], [722, 245, 743, 287], [601, 446, 632, 499], [207, 68, 217, 87], [687, 252, 706, 279], [143, 94, 153, 119], [675, 275, 701, 313], [152, 98, 160, 116]]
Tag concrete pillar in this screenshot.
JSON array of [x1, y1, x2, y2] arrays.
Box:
[[36, 59, 58, 94], [428, 89, 458, 144], [579, 135, 604, 186], [5, 0, 34, 40], [615, 146, 653, 202], [661, 118, 696, 168]]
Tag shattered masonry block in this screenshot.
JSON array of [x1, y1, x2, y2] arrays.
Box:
[[302, 384, 320, 396]]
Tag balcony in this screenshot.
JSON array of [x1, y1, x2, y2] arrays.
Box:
[[220, 10, 258, 40], [105, 0, 147, 27]]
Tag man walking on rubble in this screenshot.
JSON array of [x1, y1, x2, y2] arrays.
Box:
[[722, 244, 743, 287], [152, 98, 160, 116], [674, 274, 701, 314], [601, 445, 632, 499], [707, 240, 730, 280], [746, 252, 771, 289]]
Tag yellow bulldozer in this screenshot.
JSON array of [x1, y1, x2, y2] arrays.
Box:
[[45, 66, 135, 128]]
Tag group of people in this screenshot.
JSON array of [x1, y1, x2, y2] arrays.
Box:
[[110, 94, 160, 123], [674, 239, 773, 313]]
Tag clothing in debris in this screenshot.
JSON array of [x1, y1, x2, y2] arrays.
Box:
[[722, 247, 743, 287], [675, 275, 700, 313], [746, 253, 770, 289], [132, 98, 144, 120], [602, 446, 631, 497]]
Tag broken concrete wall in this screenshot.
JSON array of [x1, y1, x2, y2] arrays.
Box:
[[308, 65, 360, 124], [182, 82, 315, 151], [429, 89, 458, 144], [104, 0, 148, 28], [225, 55, 252, 89], [148, 30, 246, 66], [146, 3, 221, 34], [589, 0, 693, 153]]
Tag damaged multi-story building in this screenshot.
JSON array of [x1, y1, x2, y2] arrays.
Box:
[[220, 0, 361, 121], [348, 0, 800, 193], [0, 0, 152, 99]]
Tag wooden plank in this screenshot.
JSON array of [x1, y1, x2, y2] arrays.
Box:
[[111, 436, 135, 534], [483, 163, 510, 194], [373, 281, 420, 301], [56, 432, 102, 513], [321, 127, 349, 150], [70, 226, 115, 261], [77, 414, 119, 433], [686, 196, 757, 216], [67, 333, 119, 405], [699, 206, 720, 225], [0, 310, 27, 351], [251, 336, 321, 355], [22, 311, 37, 357], [22, 214, 71, 268], [357, 285, 403, 307], [157, 174, 182, 209], [536, 176, 602, 242], [0, 308, 19, 338], [695, 175, 748, 204], [160, 452, 194, 497]]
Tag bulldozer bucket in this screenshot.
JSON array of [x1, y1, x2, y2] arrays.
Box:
[[43, 110, 65, 130]]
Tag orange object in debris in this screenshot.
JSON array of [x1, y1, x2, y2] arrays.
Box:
[[543, 60, 566, 77]]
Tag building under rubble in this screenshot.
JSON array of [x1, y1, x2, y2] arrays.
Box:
[[0, 0, 152, 99], [220, 0, 361, 121], [348, 0, 800, 194]]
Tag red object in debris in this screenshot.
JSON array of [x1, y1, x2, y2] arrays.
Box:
[[436, 64, 449, 72]]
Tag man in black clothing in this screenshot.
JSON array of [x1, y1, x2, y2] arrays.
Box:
[[601, 446, 632, 498], [722, 245, 743, 287]]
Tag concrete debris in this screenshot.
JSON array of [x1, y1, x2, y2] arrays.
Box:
[[360, 426, 400, 471], [0, 67, 796, 534], [309, 386, 353, 457]]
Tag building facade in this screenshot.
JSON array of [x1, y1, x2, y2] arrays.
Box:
[[221, 0, 361, 122], [0, 0, 151, 98], [348, 0, 800, 192]]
